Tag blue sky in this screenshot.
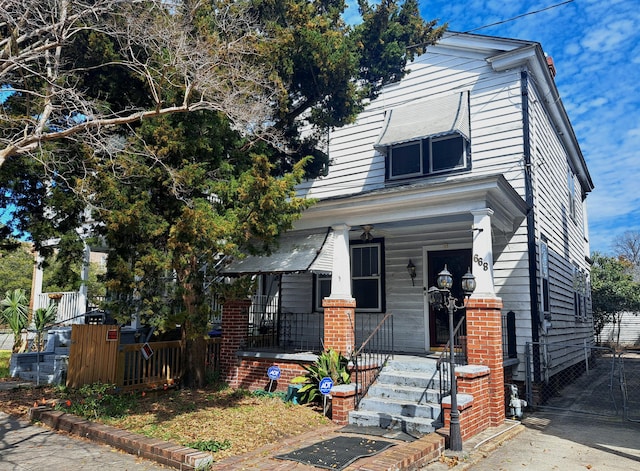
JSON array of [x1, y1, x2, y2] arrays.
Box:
[[347, 0, 639, 255]]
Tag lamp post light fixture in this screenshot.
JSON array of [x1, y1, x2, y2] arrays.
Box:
[[428, 264, 476, 451]]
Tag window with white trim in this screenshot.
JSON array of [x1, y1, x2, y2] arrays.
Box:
[[387, 134, 469, 180]]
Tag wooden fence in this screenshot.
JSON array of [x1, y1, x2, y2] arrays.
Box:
[[67, 324, 221, 390]]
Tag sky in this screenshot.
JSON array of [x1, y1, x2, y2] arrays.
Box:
[[346, 0, 639, 255]]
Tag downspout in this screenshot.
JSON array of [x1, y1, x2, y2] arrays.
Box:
[[521, 70, 541, 382]]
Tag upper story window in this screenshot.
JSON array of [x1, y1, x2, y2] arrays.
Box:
[[375, 92, 471, 181], [388, 134, 468, 179]]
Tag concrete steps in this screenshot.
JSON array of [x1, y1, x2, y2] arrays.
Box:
[[349, 355, 445, 435]]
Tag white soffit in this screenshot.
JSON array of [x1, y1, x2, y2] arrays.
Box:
[[223, 229, 333, 275], [374, 92, 470, 149]]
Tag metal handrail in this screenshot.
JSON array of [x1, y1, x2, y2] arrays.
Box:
[[353, 312, 394, 408], [436, 315, 467, 400]]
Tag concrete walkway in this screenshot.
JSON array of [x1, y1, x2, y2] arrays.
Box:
[[0, 411, 169, 471], [421, 411, 640, 471]]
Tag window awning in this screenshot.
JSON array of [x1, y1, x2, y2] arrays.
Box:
[[222, 229, 334, 275], [374, 92, 470, 150]]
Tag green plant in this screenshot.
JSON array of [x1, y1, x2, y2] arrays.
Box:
[[291, 349, 351, 404], [185, 438, 231, 453], [57, 382, 137, 420], [32, 303, 58, 351], [0, 350, 11, 378], [1, 289, 28, 352]]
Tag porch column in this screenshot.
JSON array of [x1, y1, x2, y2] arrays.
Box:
[[220, 299, 251, 388], [465, 297, 505, 427], [329, 224, 352, 299], [323, 224, 355, 356], [471, 209, 495, 297], [30, 251, 44, 311]]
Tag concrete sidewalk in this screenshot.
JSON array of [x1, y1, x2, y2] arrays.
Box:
[[0, 411, 169, 471], [421, 411, 640, 471]]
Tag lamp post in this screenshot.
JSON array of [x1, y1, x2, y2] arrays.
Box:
[[428, 265, 476, 451]]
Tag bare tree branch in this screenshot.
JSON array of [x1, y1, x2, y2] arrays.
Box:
[[0, 0, 280, 167]]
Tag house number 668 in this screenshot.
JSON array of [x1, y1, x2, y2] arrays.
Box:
[[473, 254, 489, 271]]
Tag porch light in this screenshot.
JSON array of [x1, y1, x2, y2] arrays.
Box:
[[436, 265, 453, 290], [407, 259, 417, 285], [428, 265, 476, 452], [461, 268, 476, 296]]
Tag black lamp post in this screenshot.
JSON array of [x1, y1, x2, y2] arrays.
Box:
[[428, 264, 476, 451]]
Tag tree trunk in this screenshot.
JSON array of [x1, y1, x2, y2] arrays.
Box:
[[181, 327, 207, 388]]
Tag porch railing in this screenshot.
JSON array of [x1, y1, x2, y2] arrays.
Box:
[[436, 315, 467, 400], [353, 312, 394, 408], [246, 311, 324, 352], [37, 292, 85, 325]]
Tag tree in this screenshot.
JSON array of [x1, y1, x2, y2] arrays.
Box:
[[0, 242, 34, 297], [0, 0, 445, 387], [1, 288, 29, 352], [613, 230, 640, 280], [0, 0, 278, 168], [32, 303, 58, 351], [590, 253, 640, 346]]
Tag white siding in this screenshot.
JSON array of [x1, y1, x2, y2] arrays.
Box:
[[296, 45, 527, 202]]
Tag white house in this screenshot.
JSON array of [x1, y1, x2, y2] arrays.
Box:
[[224, 31, 595, 390]]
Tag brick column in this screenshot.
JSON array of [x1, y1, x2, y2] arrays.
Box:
[[220, 299, 251, 388], [322, 298, 356, 356], [465, 297, 505, 426]]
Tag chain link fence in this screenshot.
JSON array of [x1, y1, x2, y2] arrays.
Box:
[[620, 349, 640, 422], [524, 342, 623, 419]]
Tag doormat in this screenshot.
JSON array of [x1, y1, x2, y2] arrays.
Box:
[[275, 436, 394, 470]]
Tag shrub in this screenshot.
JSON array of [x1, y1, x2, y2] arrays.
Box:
[[56, 382, 136, 420], [292, 349, 350, 404]]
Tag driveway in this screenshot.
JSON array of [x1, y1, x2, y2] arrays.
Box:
[[465, 411, 640, 471], [0, 412, 168, 471]]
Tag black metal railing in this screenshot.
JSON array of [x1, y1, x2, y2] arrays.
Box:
[[245, 311, 324, 352], [353, 312, 394, 407], [436, 315, 467, 400]]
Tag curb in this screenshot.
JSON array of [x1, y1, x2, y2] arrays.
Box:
[[29, 406, 213, 470]]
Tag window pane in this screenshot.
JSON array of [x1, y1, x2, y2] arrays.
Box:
[[390, 142, 421, 177], [432, 135, 465, 172], [352, 246, 379, 277], [353, 279, 379, 309]]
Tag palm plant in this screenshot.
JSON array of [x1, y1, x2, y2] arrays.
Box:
[[292, 349, 351, 404], [1, 289, 29, 352], [33, 303, 58, 351]]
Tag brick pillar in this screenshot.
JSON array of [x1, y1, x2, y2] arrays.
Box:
[[220, 299, 251, 388], [465, 297, 505, 426], [322, 298, 356, 356]]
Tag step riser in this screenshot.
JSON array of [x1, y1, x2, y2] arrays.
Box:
[[367, 384, 442, 403], [377, 372, 442, 390], [349, 411, 439, 435], [358, 399, 441, 419]]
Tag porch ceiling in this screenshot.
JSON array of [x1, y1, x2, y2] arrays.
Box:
[[294, 174, 528, 235]]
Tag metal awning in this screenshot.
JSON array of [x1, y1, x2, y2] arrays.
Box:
[[374, 92, 470, 150], [222, 229, 334, 275]]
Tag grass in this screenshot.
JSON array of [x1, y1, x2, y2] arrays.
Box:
[[0, 350, 10, 378], [0, 359, 332, 461]]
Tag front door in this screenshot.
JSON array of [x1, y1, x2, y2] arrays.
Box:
[[426, 249, 472, 348]]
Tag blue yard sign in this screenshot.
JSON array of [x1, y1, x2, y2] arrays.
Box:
[[267, 365, 281, 381], [319, 377, 333, 395]]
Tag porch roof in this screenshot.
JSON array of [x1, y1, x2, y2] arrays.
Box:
[[222, 229, 333, 275], [374, 92, 470, 150]]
